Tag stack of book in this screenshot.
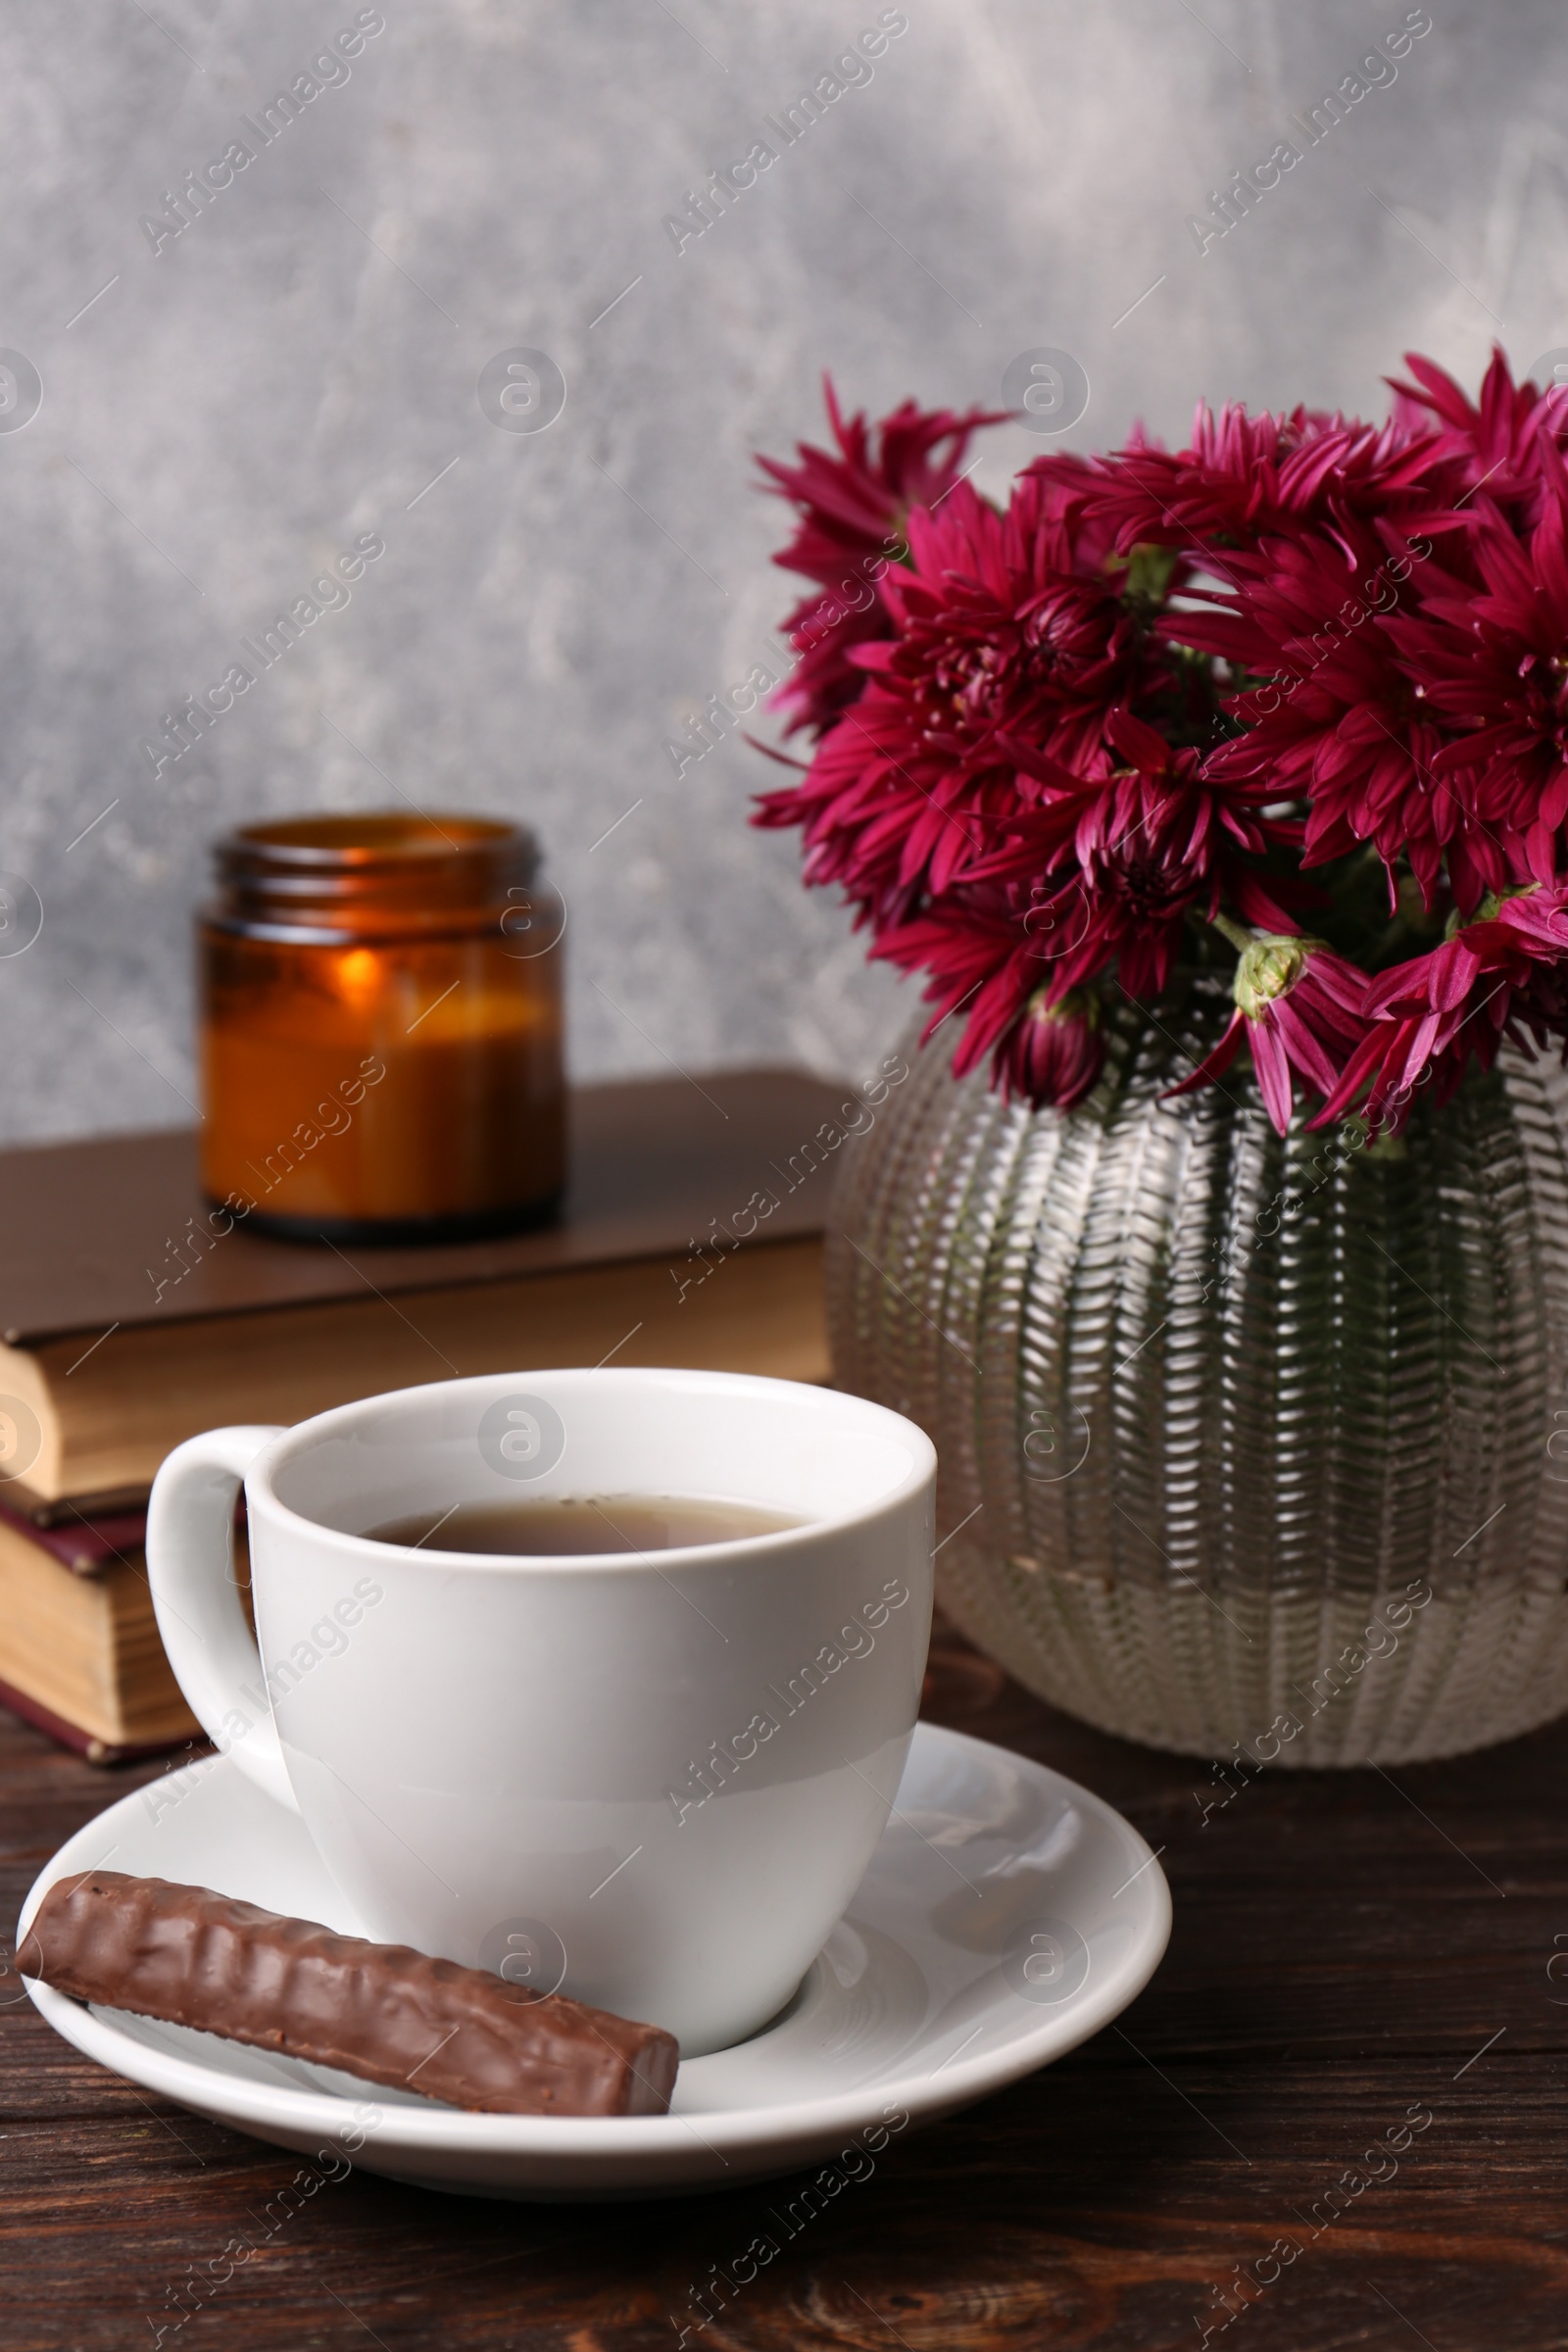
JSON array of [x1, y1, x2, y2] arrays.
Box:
[[0, 1067, 843, 1759]]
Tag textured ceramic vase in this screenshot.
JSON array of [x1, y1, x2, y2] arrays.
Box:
[[828, 971, 1568, 1764]]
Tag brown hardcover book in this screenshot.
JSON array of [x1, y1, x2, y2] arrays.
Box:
[[0, 1508, 201, 1760], [0, 1067, 856, 1513]]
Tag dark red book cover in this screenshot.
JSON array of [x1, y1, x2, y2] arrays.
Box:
[[0, 1673, 199, 1767], [0, 1491, 146, 1576]]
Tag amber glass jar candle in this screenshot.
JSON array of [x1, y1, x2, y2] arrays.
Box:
[[199, 814, 564, 1241]]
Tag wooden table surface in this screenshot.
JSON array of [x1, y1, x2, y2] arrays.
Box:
[[3, 1614, 1565, 2351]]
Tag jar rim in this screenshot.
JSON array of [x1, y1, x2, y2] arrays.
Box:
[[217, 811, 536, 873]]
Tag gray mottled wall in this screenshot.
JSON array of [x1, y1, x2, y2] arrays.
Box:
[[0, 0, 1561, 1141]]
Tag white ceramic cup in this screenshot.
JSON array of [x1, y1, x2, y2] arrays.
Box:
[[147, 1367, 936, 2056]]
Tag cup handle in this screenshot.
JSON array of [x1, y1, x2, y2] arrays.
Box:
[[146, 1426, 299, 1815]]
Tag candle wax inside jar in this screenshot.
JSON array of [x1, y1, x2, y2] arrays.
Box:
[[200, 938, 564, 1225]]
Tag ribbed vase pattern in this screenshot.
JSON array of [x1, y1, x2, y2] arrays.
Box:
[[828, 973, 1568, 1763]]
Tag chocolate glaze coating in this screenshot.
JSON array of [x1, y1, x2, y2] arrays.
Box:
[[21, 1872, 678, 2118]]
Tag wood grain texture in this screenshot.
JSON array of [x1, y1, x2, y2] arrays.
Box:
[[3, 1618, 1566, 2351]]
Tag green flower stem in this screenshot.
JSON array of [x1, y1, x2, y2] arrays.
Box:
[[1208, 911, 1256, 956]]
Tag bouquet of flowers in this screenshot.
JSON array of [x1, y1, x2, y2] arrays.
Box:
[[753, 356, 1568, 1135]]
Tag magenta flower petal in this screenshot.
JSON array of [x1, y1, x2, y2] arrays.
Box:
[[753, 351, 1568, 1126]]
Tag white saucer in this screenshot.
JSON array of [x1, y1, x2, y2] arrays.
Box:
[[20, 1722, 1170, 2201]]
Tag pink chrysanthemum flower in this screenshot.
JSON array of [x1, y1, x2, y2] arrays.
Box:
[[1315, 887, 1568, 1132], [870, 713, 1301, 1102], [1392, 479, 1568, 888], [1181, 519, 1473, 908], [968, 710, 1303, 997], [756, 379, 1004, 739], [755, 476, 1175, 923], [1168, 934, 1367, 1135], [1029, 393, 1456, 561], [1389, 347, 1568, 534], [751, 359, 1568, 1130], [996, 987, 1105, 1108]]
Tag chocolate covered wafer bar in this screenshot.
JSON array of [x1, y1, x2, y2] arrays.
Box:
[[21, 1872, 677, 2118]]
